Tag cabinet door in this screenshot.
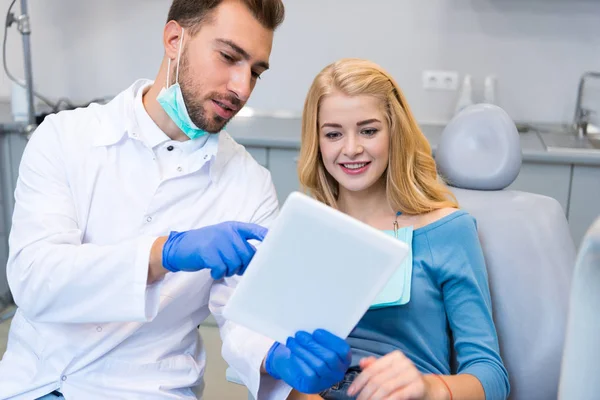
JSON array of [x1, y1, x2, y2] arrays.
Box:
[[1, 131, 27, 302], [507, 162, 572, 213], [268, 148, 301, 204], [244, 146, 268, 168], [0, 198, 6, 292], [568, 166, 600, 249]]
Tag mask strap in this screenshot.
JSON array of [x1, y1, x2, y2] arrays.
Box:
[[165, 58, 171, 88], [165, 27, 185, 88], [175, 27, 185, 85]]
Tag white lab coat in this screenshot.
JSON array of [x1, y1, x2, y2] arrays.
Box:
[[0, 80, 292, 400]]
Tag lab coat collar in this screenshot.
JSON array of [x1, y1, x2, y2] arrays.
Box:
[[132, 80, 172, 149], [211, 131, 238, 183], [92, 79, 238, 183], [92, 79, 146, 147]]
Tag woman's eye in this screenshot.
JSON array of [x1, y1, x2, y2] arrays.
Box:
[[325, 132, 341, 139], [362, 128, 378, 136]]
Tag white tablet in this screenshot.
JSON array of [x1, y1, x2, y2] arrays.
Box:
[[223, 191, 409, 344]]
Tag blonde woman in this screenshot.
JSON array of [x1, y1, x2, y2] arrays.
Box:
[[294, 59, 509, 400]]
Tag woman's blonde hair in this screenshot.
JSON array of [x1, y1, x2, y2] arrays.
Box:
[[298, 58, 458, 214]]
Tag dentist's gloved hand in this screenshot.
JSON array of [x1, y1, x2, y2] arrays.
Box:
[[265, 329, 352, 394], [162, 221, 267, 279]]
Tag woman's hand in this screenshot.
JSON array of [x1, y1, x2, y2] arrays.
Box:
[[347, 351, 436, 400]]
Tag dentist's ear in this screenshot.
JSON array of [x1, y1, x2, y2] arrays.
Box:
[[163, 20, 184, 61]]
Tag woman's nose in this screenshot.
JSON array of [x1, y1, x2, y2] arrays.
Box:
[[343, 136, 364, 157]]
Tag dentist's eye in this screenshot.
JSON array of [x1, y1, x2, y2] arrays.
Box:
[[325, 132, 341, 139], [220, 52, 235, 63]]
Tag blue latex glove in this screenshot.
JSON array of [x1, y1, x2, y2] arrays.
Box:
[[162, 221, 267, 279], [265, 329, 352, 394]]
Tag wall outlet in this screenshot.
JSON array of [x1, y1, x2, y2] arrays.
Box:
[[422, 70, 459, 91]]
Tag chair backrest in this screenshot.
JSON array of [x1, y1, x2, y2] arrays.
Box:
[[437, 104, 576, 400], [558, 216, 600, 400]]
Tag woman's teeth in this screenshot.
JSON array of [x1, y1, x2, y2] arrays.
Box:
[[342, 163, 367, 169]]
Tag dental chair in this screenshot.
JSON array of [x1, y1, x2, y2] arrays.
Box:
[[436, 104, 576, 400], [557, 215, 600, 399]]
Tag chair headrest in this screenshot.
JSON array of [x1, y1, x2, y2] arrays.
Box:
[[436, 104, 522, 190]]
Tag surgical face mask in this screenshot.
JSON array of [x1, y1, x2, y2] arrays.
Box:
[[157, 28, 209, 140]]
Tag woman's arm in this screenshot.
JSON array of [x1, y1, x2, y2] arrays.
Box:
[[423, 373, 483, 400], [430, 214, 510, 399]]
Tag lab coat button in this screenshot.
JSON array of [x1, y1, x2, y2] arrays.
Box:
[[177, 166, 183, 172], [61, 375, 67, 381], [96, 326, 102, 332], [167, 145, 174, 151], [146, 216, 153, 223]]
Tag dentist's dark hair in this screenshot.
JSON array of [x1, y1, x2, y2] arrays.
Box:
[[167, 0, 285, 35]]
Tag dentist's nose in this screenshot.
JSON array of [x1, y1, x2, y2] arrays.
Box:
[[227, 66, 252, 103]]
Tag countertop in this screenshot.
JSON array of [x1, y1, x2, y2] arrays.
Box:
[[225, 117, 600, 166], [2, 103, 600, 166]]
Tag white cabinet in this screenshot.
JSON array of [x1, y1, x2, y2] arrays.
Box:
[[0, 185, 5, 239], [0, 203, 6, 293], [507, 162, 572, 213], [568, 166, 600, 249], [0, 130, 27, 302], [244, 146, 268, 168], [268, 148, 301, 204]]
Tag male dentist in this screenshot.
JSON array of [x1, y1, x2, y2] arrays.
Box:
[[0, 1, 350, 399]]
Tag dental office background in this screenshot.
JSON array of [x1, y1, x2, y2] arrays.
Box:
[[1, 0, 600, 305]]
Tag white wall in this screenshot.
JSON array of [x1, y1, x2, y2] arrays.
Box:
[[0, 0, 170, 106], [1, 0, 599, 124]]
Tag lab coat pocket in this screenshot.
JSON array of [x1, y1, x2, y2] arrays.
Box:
[[101, 353, 203, 391]]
